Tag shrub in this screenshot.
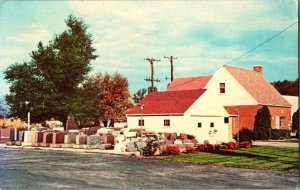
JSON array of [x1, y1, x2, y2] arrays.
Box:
[[206, 144, 215, 152], [164, 145, 180, 155], [187, 134, 195, 139], [225, 142, 238, 150], [234, 128, 253, 142], [197, 144, 207, 152], [292, 109, 299, 133], [196, 144, 215, 152], [253, 106, 271, 140], [215, 144, 221, 152], [271, 129, 291, 140], [239, 141, 251, 149], [185, 146, 196, 153]]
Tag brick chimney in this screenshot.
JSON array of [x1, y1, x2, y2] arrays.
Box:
[[253, 65, 263, 74]]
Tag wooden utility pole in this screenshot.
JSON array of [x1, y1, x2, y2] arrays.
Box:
[[164, 56, 177, 82], [144, 58, 160, 93]]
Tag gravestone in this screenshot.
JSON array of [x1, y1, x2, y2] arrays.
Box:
[[86, 126, 99, 135], [0, 128, 14, 143], [76, 134, 87, 145], [84, 134, 108, 149], [22, 131, 38, 146], [32, 131, 44, 147], [73, 134, 86, 148], [125, 142, 137, 152], [66, 115, 78, 130], [41, 132, 53, 147], [87, 135, 103, 145], [61, 133, 77, 148], [50, 132, 68, 148], [15, 130, 26, 146]]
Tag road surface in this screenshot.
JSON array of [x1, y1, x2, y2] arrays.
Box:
[[0, 148, 298, 189]]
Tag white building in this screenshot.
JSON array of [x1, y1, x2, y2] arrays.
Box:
[[126, 88, 231, 143], [126, 65, 291, 143]]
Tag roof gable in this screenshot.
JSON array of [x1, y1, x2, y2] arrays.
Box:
[[167, 75, 212, 91], [127, 89, 206, 115], [224, 66, 291, 107]]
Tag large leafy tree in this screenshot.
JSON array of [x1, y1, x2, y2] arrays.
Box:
[[272, 79, 299, 96], [4, 15, 97, 125], [132, 88, 147, 104], [253, 106, 272, 140], [99, 73, 133, 127]]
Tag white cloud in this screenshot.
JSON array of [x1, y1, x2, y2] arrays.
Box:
[[6, 24, 51, 44]]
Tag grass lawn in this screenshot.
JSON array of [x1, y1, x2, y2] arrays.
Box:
[[159, 146, 299, 172]]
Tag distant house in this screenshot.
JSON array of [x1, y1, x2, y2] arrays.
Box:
[[126, 65, 291, 143]]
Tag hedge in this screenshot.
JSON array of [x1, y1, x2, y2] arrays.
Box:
[[271, 129, 291, 140]]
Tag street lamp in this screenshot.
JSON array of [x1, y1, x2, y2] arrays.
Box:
[[25, 101, 30, 130], [236, 109, 240, 144]]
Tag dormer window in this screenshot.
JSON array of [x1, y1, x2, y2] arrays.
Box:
[[220, 83, 225, 94]]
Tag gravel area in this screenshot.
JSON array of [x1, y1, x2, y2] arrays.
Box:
[[0, 148, 298, 189]]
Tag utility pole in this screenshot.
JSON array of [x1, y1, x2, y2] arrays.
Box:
[[144, 58, 160, 93], [164, 56, 177, 82]]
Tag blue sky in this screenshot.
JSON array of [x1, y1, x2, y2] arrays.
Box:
[[0, 0, 298, 97]]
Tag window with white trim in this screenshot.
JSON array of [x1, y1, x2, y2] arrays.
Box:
[[198, 122, 202, 128], [279, 117, 285, 128], [210, 122, 214, 128]]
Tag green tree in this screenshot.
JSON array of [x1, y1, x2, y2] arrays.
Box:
[[272, 78, 299, 96], [132, 88, 147, 104], [253, 106, 272, 140], [4, 15, 97, 125], [292, 109, 299, 137]]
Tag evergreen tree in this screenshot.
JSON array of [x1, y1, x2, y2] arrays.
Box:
[[292, 109, 299, 138], [253, 106, 272, 140]]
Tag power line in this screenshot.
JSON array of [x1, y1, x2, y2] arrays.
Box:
[[167, 20, 298, 91], [225, 20, 298, 65]]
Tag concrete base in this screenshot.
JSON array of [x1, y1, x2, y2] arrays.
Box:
[[15, 141, 22, 146], [49, 144, 62, 148], [83, 144, 110, 150], [61, 144, 74, 148], [73, 144, 84, 149], [40, 143, 50, 147], [32, 142, 42, 147], [6, 141, 16, 146], [21, 142, 32, 147]]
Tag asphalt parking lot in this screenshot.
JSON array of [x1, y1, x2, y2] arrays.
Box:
[[0, 148, 298, 189]]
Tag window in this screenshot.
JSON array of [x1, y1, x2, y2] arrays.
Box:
[[210, 122, 214, 128], [164, 119, 170, 127], [219, 83, 225, 94], [279, 117, 285, 128], [138, 119, 144, 126], [224, 117, 229, 123], [198, 122, 202, 128]]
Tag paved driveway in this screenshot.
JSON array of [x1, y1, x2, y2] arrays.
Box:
[[0, 148, 298, 189]]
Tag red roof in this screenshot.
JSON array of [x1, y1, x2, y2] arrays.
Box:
[[167, 75, 212, 91], [224, 65, 291, 107], [127, 89, 206, 115]]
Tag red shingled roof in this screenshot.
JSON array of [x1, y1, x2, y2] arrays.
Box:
[[127, 89, 206, 115], [167, 75, 212, 91], [224, 65, 291, 107]]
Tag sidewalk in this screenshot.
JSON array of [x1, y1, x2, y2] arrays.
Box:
[[253, 140, 299, 148]]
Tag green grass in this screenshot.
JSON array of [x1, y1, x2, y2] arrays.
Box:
[[160, 146, 299, 172]]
